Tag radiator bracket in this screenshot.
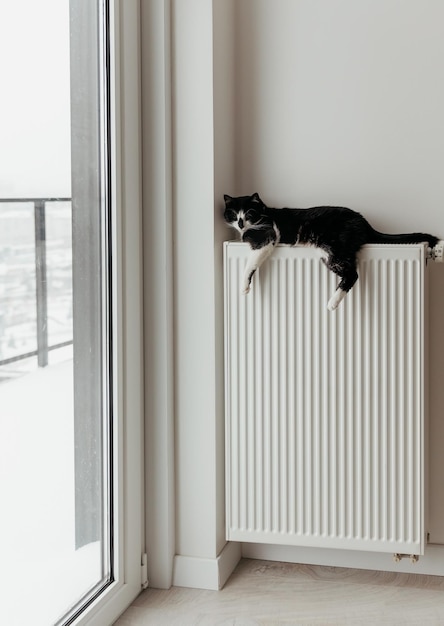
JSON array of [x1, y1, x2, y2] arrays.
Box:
[[393, 553, 419, 564]]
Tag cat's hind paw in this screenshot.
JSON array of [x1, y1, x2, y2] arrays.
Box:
[[241, 285, 251, 295]]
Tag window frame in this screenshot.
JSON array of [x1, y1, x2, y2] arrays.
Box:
[[69, 1, 144, 624]]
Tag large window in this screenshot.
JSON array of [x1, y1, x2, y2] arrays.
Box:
[[0, 2, 143, 624]]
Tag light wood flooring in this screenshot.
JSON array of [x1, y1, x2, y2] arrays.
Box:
[[114, 558, 444, 625]]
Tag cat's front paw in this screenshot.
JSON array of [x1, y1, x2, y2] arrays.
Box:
[[327, 288, 346, 311], [241, 284, 251, 295], [327, 299, 338, 311]]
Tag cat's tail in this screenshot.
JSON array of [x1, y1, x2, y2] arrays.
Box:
[[368, 229, 439, 247]]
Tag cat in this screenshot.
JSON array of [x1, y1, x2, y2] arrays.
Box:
[[224, 192, 439, 310]]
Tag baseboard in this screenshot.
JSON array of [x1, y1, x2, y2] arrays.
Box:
[[241, 542, 444, 576], [172, 541, 241, 590]]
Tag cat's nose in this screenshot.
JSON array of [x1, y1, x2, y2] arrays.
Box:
[[238, 218, 244, 229]]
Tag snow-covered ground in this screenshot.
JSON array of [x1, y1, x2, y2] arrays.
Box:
[[0, 358, 102, 626]]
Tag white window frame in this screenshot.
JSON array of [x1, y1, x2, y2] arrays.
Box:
[[70, 1, 144, 624]]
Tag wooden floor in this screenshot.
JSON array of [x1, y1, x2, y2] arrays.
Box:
[[114, 558, 444, 625]]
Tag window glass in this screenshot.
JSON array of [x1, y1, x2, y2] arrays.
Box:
[[0, 2, 113, 624]]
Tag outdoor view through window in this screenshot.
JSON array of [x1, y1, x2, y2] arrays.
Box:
[[0, 2, 113, 624]]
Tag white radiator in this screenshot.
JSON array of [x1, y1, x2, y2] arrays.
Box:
[[224, 242, 429, 555]]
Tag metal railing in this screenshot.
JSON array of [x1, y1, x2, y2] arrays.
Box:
[[0, 197, 73, 368]]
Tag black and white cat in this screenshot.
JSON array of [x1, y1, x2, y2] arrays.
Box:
[[224, 193, 439, 310]]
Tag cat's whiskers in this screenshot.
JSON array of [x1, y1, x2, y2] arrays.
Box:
[[229, 216, 264, 236]]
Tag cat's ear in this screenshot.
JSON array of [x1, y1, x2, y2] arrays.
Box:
[[224, 194, 233, 205], [251, 192, 262, 204]]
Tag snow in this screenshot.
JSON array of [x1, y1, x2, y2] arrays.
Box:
[[0, 359, 103, 626]]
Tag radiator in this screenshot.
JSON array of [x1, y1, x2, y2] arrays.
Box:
[[224, 242, 428, 555]]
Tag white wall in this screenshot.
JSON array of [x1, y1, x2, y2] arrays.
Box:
[[233, 0, 444, 543], [142, 0, 240, 591], [171, 0, 239, 583], [235, 0, 444, 230], [142, 0, 176, 589], [143, 0, 444, 588], [172, 0, 220, 559], [213, 0, 238, 555]]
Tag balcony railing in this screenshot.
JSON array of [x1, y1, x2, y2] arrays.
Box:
[[0, 197, 73, 372]]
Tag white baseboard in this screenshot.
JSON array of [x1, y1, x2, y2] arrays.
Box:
[[172, 540, 444, 588], [242, 542, 444, 576], [172, 541, 241, 590]]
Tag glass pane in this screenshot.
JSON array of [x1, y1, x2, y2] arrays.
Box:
[[46, 201, 73, 362], [0, 1, 113, 625], [0, 203, 37, 370]]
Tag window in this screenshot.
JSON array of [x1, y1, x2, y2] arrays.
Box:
[[0, 2, 143, 624]]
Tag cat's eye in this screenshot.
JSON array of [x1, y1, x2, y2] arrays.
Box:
[[224, 210, 238, 223], [245, 210, 258, 222]]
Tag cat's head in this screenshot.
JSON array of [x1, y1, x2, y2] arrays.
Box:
[[223, 192, 265, 234]]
